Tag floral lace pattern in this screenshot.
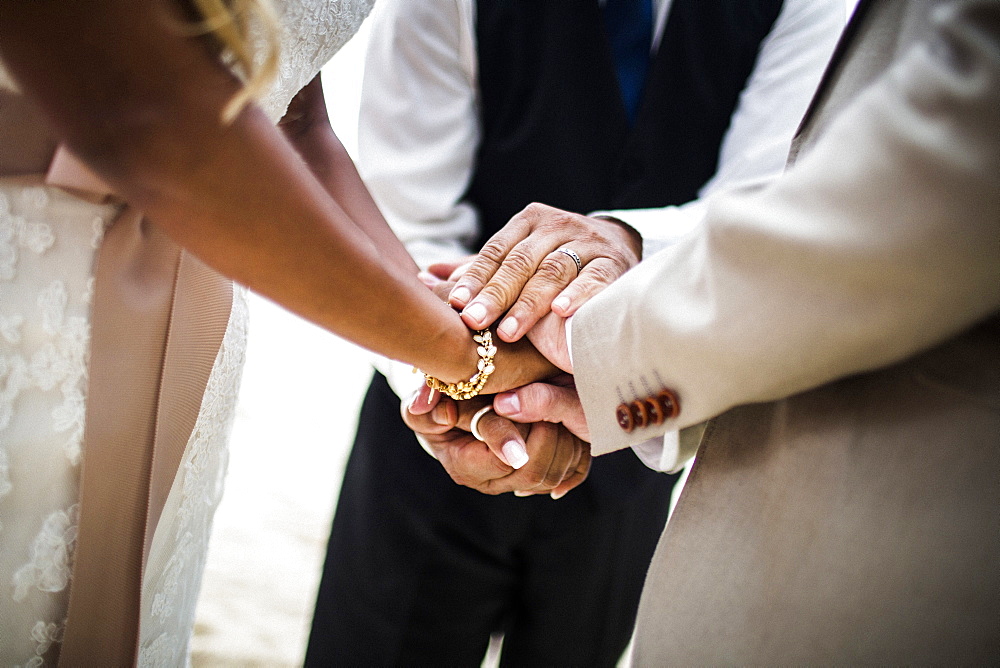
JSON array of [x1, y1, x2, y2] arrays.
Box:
[[1, 180, 106, 666], [11, 505, 79, 603], [0, 187, 100, 459], [0, 188, 54, 281], [32, 282, 90, 466], [138, 632, 179, 668], [20, 621, 65, 668], [259, 0, 375, 121]]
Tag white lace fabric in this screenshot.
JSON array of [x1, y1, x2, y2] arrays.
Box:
[[0, 1, 373, 664], [261, 0, 376, 122], [0, 183, 113, 666]]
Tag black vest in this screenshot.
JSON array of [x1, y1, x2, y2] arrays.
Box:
[[469, 0, 784, 246], [467, 0, 783, 499]]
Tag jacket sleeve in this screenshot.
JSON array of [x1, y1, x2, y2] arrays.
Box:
[[573, 0, 1000, 455]]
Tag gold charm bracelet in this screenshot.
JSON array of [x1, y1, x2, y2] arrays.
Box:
[[424, 329, 497, 400]]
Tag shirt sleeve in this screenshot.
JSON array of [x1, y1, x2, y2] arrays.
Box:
[[357, 0, 480, 272], [358, 0, 481, 399]]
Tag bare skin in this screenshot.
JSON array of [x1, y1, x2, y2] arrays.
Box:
[[0, 0, 554, 391], [447, 203, 642, 342], [404, 384, 591, 498]]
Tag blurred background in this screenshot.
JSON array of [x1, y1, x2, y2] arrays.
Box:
[[190, 19, 374, 667]]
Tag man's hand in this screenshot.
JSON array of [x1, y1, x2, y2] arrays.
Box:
[[415, 261, 563, 391], [447, 203, 642, 342], [404, 386, 591, 498], [493, 375, 590, 442]]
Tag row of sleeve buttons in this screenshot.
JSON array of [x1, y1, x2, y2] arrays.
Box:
[[615, 389, 679, 433]]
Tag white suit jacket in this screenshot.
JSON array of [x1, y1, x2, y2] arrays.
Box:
[[573, 0, 999, 462], [571, 0, 1000, 662]]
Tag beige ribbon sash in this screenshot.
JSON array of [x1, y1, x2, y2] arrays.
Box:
[[28, 147, 233, 666]]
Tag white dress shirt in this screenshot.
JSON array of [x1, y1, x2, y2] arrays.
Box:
[[356, 0, 846, 467]]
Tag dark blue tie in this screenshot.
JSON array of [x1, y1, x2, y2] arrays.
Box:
[[602, 0, 653, 124]]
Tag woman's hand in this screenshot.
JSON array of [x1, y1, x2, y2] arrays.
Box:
[[481, 333, 561, 394], [416, 264, 562, 391], [404, 388, 591, 498], [446, 203, 642, 342]]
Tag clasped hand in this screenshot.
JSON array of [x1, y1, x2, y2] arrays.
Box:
[[403, 381, 590, 499], [407, 204, 640, 497]]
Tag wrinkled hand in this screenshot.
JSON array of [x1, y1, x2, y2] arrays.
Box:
[[493, 374, 589, 442], [416, 254, 475, 301], [418, 262, 564, 388], [447, 203, 642, 342], [404, 385, 590, 498]]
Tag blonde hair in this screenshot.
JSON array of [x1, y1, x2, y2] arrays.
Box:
[[189, 0, 281, 122]]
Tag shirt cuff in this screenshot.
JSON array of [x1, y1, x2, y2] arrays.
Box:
[[590, 201, 705, 258], [564, 314, 574, 371], [631, 434, 679, 472]]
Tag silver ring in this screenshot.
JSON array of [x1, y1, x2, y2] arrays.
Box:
[[470, 405, 494, 441], [555, 248, 583, 274]]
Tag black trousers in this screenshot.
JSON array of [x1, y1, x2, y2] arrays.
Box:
[[305, 374, 677, 667]]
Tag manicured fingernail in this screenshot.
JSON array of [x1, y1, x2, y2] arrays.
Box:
[[498, 316, 518, 339], [418, 271, 442, 287], [464, 302, 487, 325], [502, 440, 529, 469], [411, 388, 432, 410], [553, 296, 571, 313], [494, 392, 520, 415], [550, 489, 567, 500], [451, 286, 471, 306], [514, 490, 533, 497], [408, 392, 421, 412]]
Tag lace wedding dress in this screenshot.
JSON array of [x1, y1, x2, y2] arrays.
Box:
[[0, 1, 374, 664]]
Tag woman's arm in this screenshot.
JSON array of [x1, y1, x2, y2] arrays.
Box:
[[278, 73, 421, 276], [0, 0, 551, 389]]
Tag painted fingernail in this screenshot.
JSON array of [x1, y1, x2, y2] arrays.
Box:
[[408, 392, 421, 412], [494, 392, 520, 415], [553, 296, 571, 313], [464, 302, 487, 325], [514, 490, 533, 497], [451, 286, 471, 306], [502, 440, 530, 469], [498, 316, 518, 339], [550, 489, 567, 500]]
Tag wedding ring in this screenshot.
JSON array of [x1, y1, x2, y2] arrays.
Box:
[[555, 248, 583, 274], [470, 405, 494, 442]]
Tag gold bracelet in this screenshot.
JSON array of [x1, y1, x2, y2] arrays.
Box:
[[424, 329, 497, 400]]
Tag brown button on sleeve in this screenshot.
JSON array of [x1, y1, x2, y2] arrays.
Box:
[[656, 389, 680, 420], [631, 399, 650, 429], [617, 390, 680, 433], [646, 397, 665, 425], [616, 403, 635, 432]]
